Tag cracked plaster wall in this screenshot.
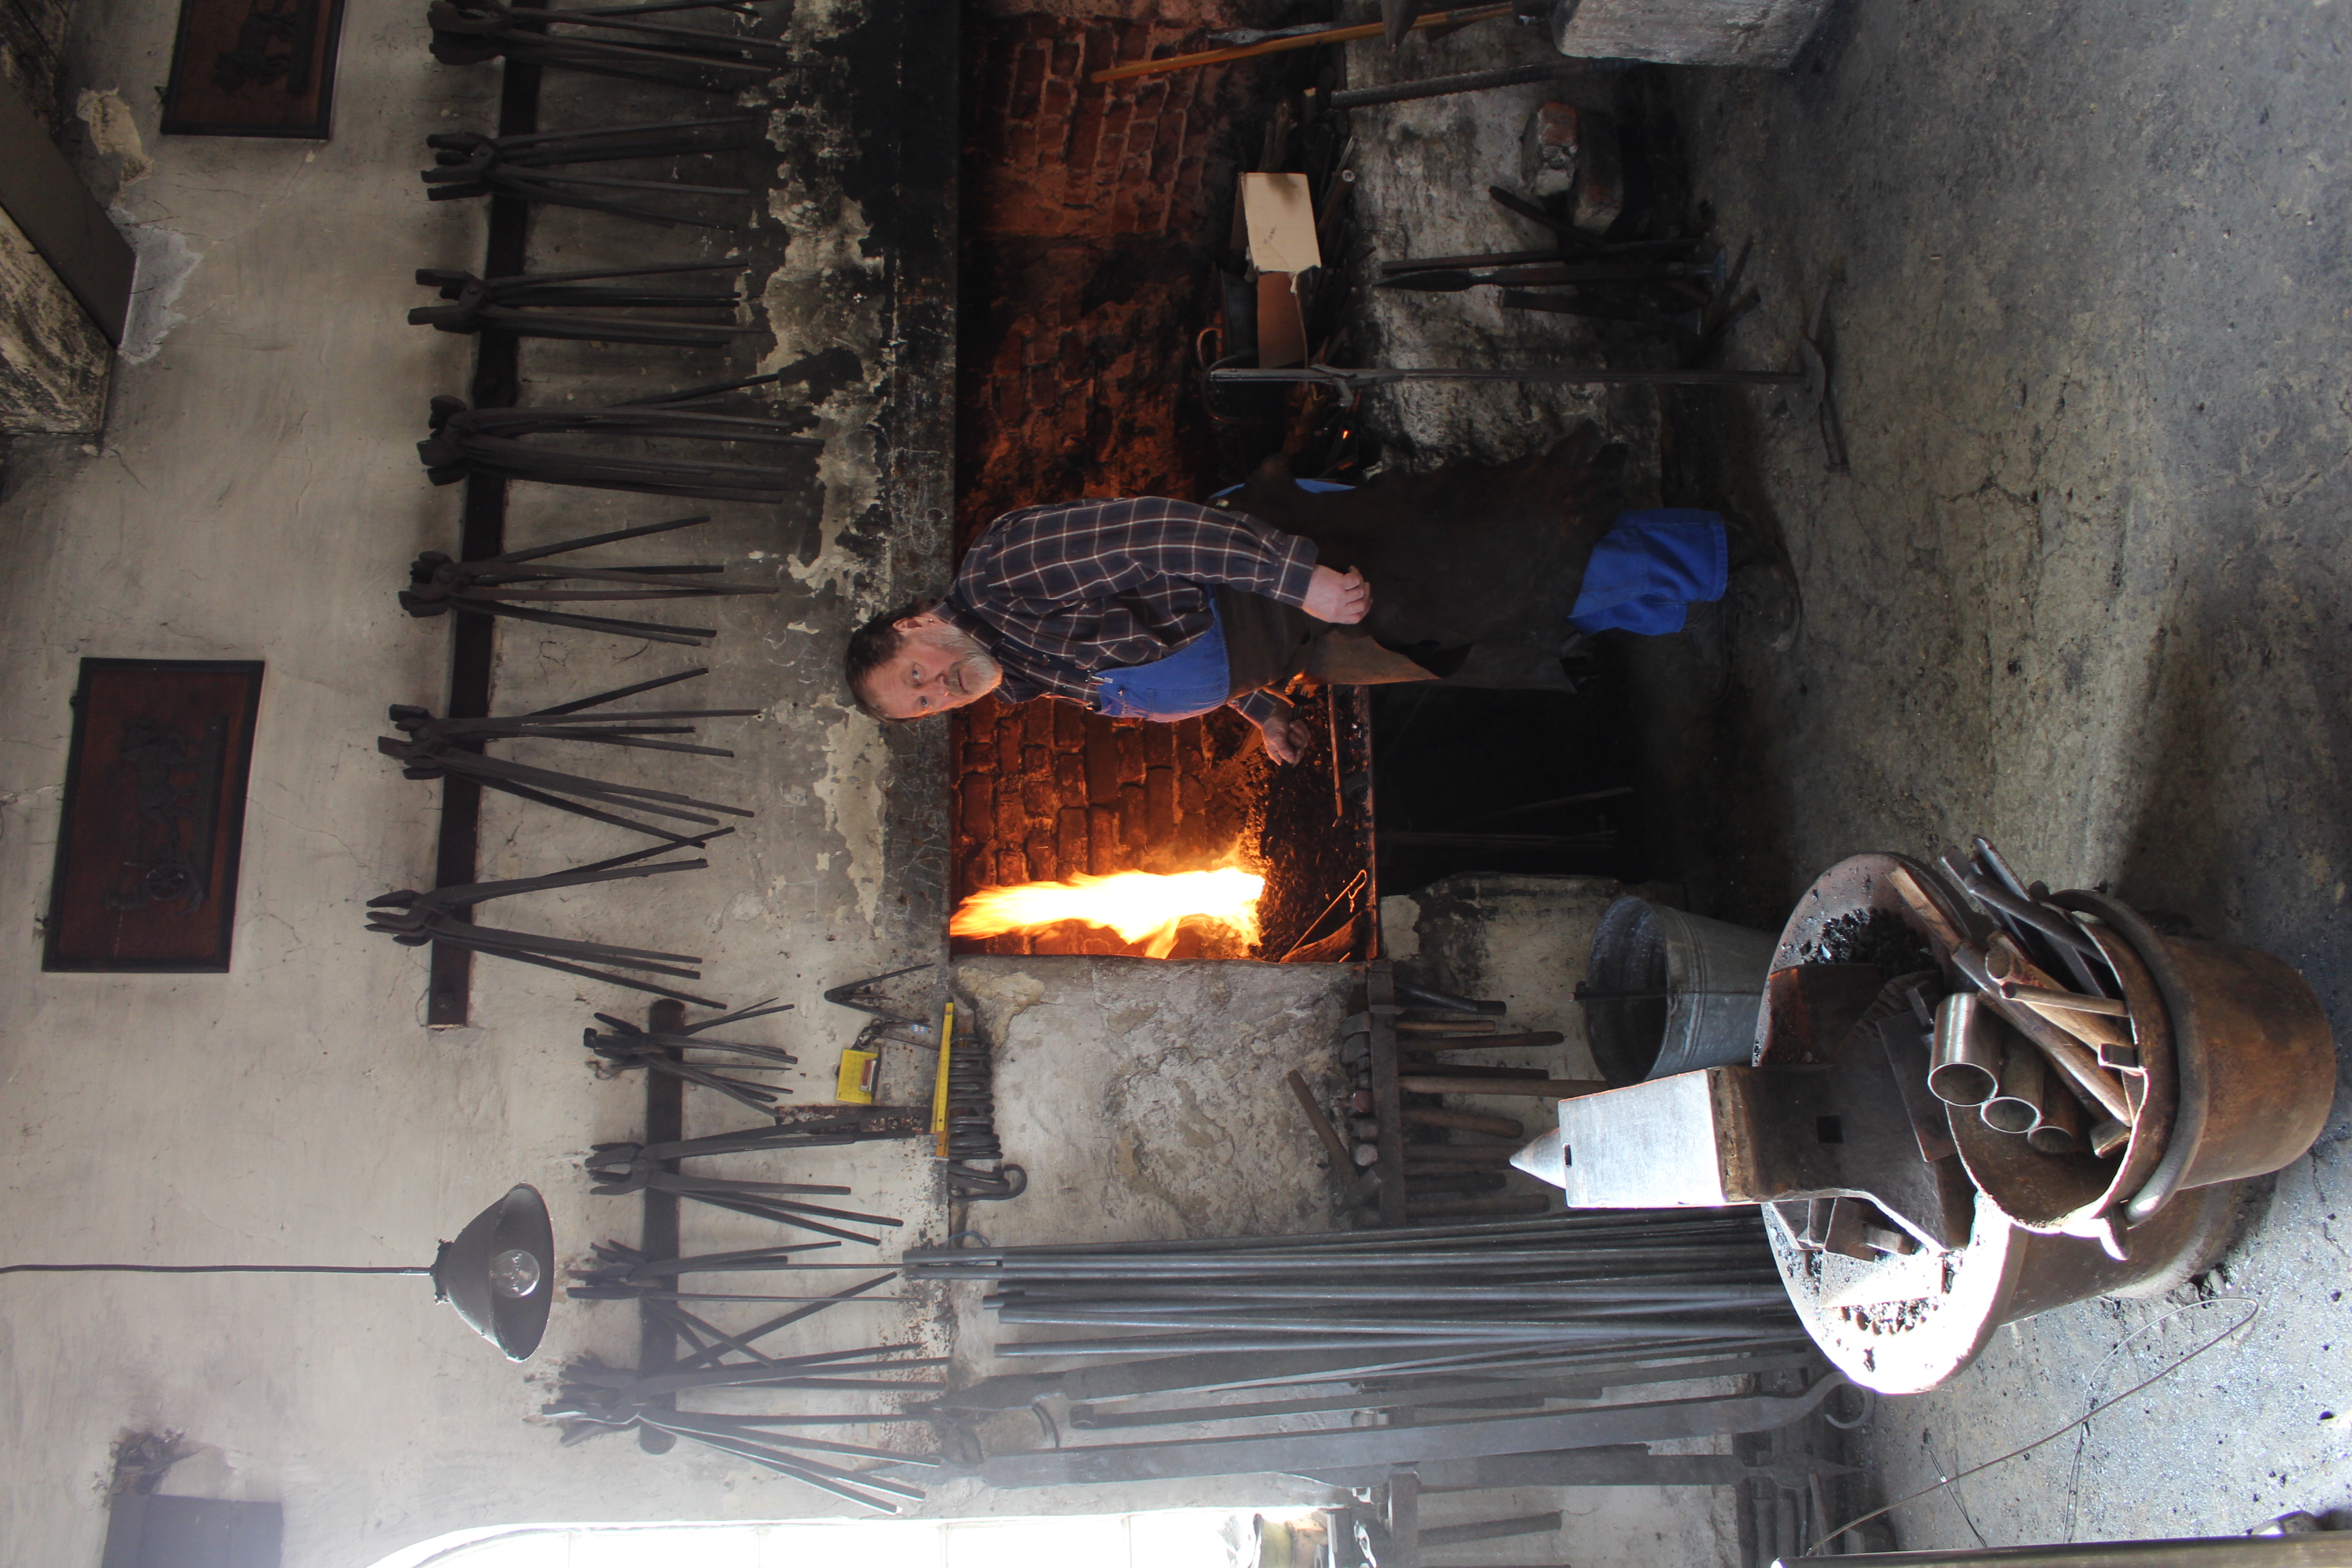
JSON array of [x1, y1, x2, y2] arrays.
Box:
[[927, 955, 1369, 1520], [0, 0, 954, 1563]]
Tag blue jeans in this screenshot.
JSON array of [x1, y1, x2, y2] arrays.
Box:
[[1567, 509, 1729, 636]]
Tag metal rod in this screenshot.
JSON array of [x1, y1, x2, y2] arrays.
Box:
[[1996, 982, 2131, 1017], [1090, 3, 1510, 83], [1212, 364, 1803, 391], [1323, 59, 1601, 111]]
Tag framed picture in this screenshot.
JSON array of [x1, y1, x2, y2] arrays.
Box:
[[159, 0, 350, 140], [44, 659, 265, 973]]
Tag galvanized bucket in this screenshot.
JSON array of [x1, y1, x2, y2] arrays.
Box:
[[1584, 896, 1780, 1085]]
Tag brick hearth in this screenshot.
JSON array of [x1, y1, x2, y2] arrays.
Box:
[[951, 7, 1284, 956]]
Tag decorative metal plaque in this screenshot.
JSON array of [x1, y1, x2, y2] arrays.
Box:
[[44, 659, 264, 972]]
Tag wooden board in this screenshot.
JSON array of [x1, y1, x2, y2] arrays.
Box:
[[44, 659, 263, 971], [160, 0, 349, 139]]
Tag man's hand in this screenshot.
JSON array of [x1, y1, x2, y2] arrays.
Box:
[[1253, 708, 1313, 764], [1303, 565, 1372, 624]]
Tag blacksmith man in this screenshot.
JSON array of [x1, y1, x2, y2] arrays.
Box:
[[844, 427, 1795, 762]]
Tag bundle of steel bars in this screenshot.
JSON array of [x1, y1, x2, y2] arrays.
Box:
[[905, 1213, 1801, 1363]]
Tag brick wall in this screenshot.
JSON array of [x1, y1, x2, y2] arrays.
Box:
[[951, 7, 1283, 955], [958, 12, 1267, 534], [951, 695, 1264, 956]]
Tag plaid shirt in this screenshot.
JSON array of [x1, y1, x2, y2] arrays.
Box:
[[942, 497, 1319, 726]]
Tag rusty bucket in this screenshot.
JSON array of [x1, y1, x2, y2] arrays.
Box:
[[1950, 891, 2332, 1241], [2064, 892, 2338, 1223]]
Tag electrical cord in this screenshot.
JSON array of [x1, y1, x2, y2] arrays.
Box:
[[2059, 1297, 2263, 1542], [0, 1262, 431, 1275], [1805, 1295, 2261, 1556]]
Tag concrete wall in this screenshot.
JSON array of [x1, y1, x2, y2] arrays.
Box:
[[1339, 26, 1665, 490], [0, 1, 954, 1563], [1384, 871, 1627, 1081]]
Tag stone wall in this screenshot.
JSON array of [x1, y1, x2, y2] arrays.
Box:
[[957, 8, 1260, 543]]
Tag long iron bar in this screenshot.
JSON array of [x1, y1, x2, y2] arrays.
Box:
[[928, 1378, 1846, 1489], [995, 1327, 1797, 1358], [913, 1238, 1769, 1273], [1208, 365, 1801, 412], [983, 1281, 1784, 1307], [929, 1336, 1817, 1411], [915, 1249, 1775, 1278], [1066, 1349, 1829, 1431], [908, 1211, 1757, 1256], [916, 1225, 1769, 1259], [1325, 60, 1605, 112]]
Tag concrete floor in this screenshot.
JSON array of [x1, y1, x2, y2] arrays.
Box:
[[1646, 0, 2352, 1549]]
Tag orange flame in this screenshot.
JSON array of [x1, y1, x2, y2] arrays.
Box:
[[951, 868, 1265, 958]]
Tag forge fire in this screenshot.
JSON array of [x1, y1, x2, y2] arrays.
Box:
[[949, 868, 1265, 958]]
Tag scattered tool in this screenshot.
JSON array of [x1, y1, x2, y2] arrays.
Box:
[[428, 1, 790, 92], [363, 844, 716, 1005], [570, 1241, 875, 1294], [585, 999, 798, 1116], [381, 665, 757, 842], [1211, 363, 1803, 411], [1322, 59, 1606, 112], [1092, 3, 1512, 83], [419, 114, 768, 228], [379, 730, 749, 824], [1382, 241, 1698, 275], [417, 373, 825, 504], [546, 1322, 947, 1512], [1376, 260, 1718, 292], [1498, 291, 1660, 323], [1398, 981, 1507, 1015], [936, 996, 1026, 1200], [583, 1141, 902, 1246], [824, 963, 935, 1028], [409, 260, 756, 344], [1287, 1069, 1355, 1172]]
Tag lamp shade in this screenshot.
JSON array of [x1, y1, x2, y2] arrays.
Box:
[[430, 1184, 556, 1361]]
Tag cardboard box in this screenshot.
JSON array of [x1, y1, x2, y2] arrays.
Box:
[[1256, 272, 1308, 368], [1241, 172, 1323, 274]]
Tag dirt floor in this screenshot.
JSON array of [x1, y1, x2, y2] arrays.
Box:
[[1639, 0, 2352, 1550]]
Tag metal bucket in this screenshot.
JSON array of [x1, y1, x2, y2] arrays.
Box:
[[1585, 896, 1780, 1085]]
